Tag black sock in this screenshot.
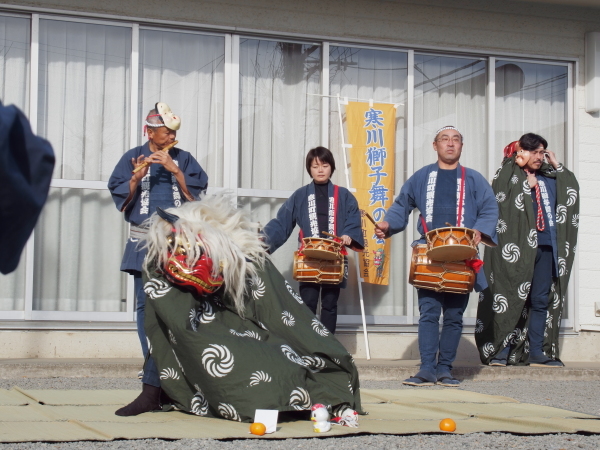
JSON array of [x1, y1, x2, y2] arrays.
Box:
[[115, 383, 161, 416]]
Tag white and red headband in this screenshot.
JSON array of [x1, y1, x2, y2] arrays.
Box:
[[435, 125, 462, 137], [143, 102, 181, 135]]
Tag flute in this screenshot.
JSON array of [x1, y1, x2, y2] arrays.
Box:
[[131, 140, 179, 174]]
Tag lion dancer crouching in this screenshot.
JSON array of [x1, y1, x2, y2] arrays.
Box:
[[114, 193, 363, 422]]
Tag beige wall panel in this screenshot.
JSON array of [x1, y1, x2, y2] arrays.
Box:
[[5, 0, 600, 57]]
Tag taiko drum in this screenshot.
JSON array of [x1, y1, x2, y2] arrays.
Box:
[[425, 226, 477, 262], [301, 237, 343, 261], [409, 245, 475, 294], [293, 251, 343, 284]]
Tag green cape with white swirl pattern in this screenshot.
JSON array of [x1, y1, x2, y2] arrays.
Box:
[[143, 258, 363, 422], [475, 155, 579, 365]]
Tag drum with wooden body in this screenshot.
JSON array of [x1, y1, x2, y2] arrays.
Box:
[[409, 244, 475, 294], [425, 226, 477, 262], [301, 237, 342, 261], [292, 251, 343, 284]]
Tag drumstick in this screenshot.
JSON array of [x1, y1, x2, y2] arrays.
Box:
[[360, 209, 378, 226], [132, 140, 179, 174], [321, 231, 341, 240]]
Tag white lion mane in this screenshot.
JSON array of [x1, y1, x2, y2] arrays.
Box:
[[141, 193, 267, 317]]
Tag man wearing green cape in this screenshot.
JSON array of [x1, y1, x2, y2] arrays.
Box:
[[476, 133, 579, 367]]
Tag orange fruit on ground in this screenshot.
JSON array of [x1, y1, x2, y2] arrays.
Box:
[[439, 418, 456, 432], [250, 422, 267, 436]]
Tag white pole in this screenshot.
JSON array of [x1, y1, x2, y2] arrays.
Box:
[[337, 96, 371, 360]]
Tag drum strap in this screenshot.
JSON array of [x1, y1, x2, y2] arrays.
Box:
[[419, 215, 429, 234], [298, 229, 305, 253], [332, 185, 348, 255]]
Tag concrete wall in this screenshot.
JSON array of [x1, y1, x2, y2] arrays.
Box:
[[336, 331, 600, 362], [2, 0, 599, 356], [0, 331, 140, 358], [1, 329, 599, 362]]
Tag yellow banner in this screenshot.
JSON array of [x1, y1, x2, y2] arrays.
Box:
[[346, 102, 396, 285]]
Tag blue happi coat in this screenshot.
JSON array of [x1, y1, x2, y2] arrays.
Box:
[[384, 163, 498, 291], [262, 181, 364, 287], [108, 142, 208, 274], [532, 174, 559, 276]]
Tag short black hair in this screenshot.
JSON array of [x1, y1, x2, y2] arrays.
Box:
[[519, 133, 548, 151], [306, 146, 336, 177]]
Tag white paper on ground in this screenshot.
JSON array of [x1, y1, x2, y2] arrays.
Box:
[[253, 409, 279, 434]]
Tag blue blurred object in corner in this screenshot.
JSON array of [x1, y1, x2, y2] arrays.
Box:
[[0, 102, 55, 274]]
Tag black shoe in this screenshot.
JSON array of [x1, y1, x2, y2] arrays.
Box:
[[402, 370, 436, 386], [489, 358, 507, 366], [436, 373, 461, 387], [529, 354, 565, 368], [115, 383, 162, 416]]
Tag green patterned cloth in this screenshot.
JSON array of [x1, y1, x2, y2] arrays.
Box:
[[475, 156, 579, 365], [143, 259, 363, 422]]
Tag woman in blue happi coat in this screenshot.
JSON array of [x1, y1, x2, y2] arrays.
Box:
[[263, 147, 364, 334]]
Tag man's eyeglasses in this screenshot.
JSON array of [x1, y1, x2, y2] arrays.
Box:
[[436, 136, 462, 144]]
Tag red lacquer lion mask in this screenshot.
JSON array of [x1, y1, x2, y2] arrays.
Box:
[[158, 208, 224, 296]]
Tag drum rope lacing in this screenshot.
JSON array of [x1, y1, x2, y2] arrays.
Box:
[[409, 245, 474, 294]]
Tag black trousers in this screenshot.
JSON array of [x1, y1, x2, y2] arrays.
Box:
[[298, 282, 341, 334]]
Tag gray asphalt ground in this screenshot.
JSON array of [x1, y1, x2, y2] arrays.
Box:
[[0, 378, 599, 449]]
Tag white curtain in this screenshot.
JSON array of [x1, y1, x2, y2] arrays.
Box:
[[33, 20, 131, 311], [34, 188, 128, 311], [0, 16, 29, 108], [495, 61, 567, 164], [37, 20, 131, 181], [0, 16, 30, 310], [237, 39, 321, 284], [239, 39, 321, 191], [329, 45, 408, 318], [139, 29, 225, 186], [414, 54, 487, 172], [414, 54, 487, 318]]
